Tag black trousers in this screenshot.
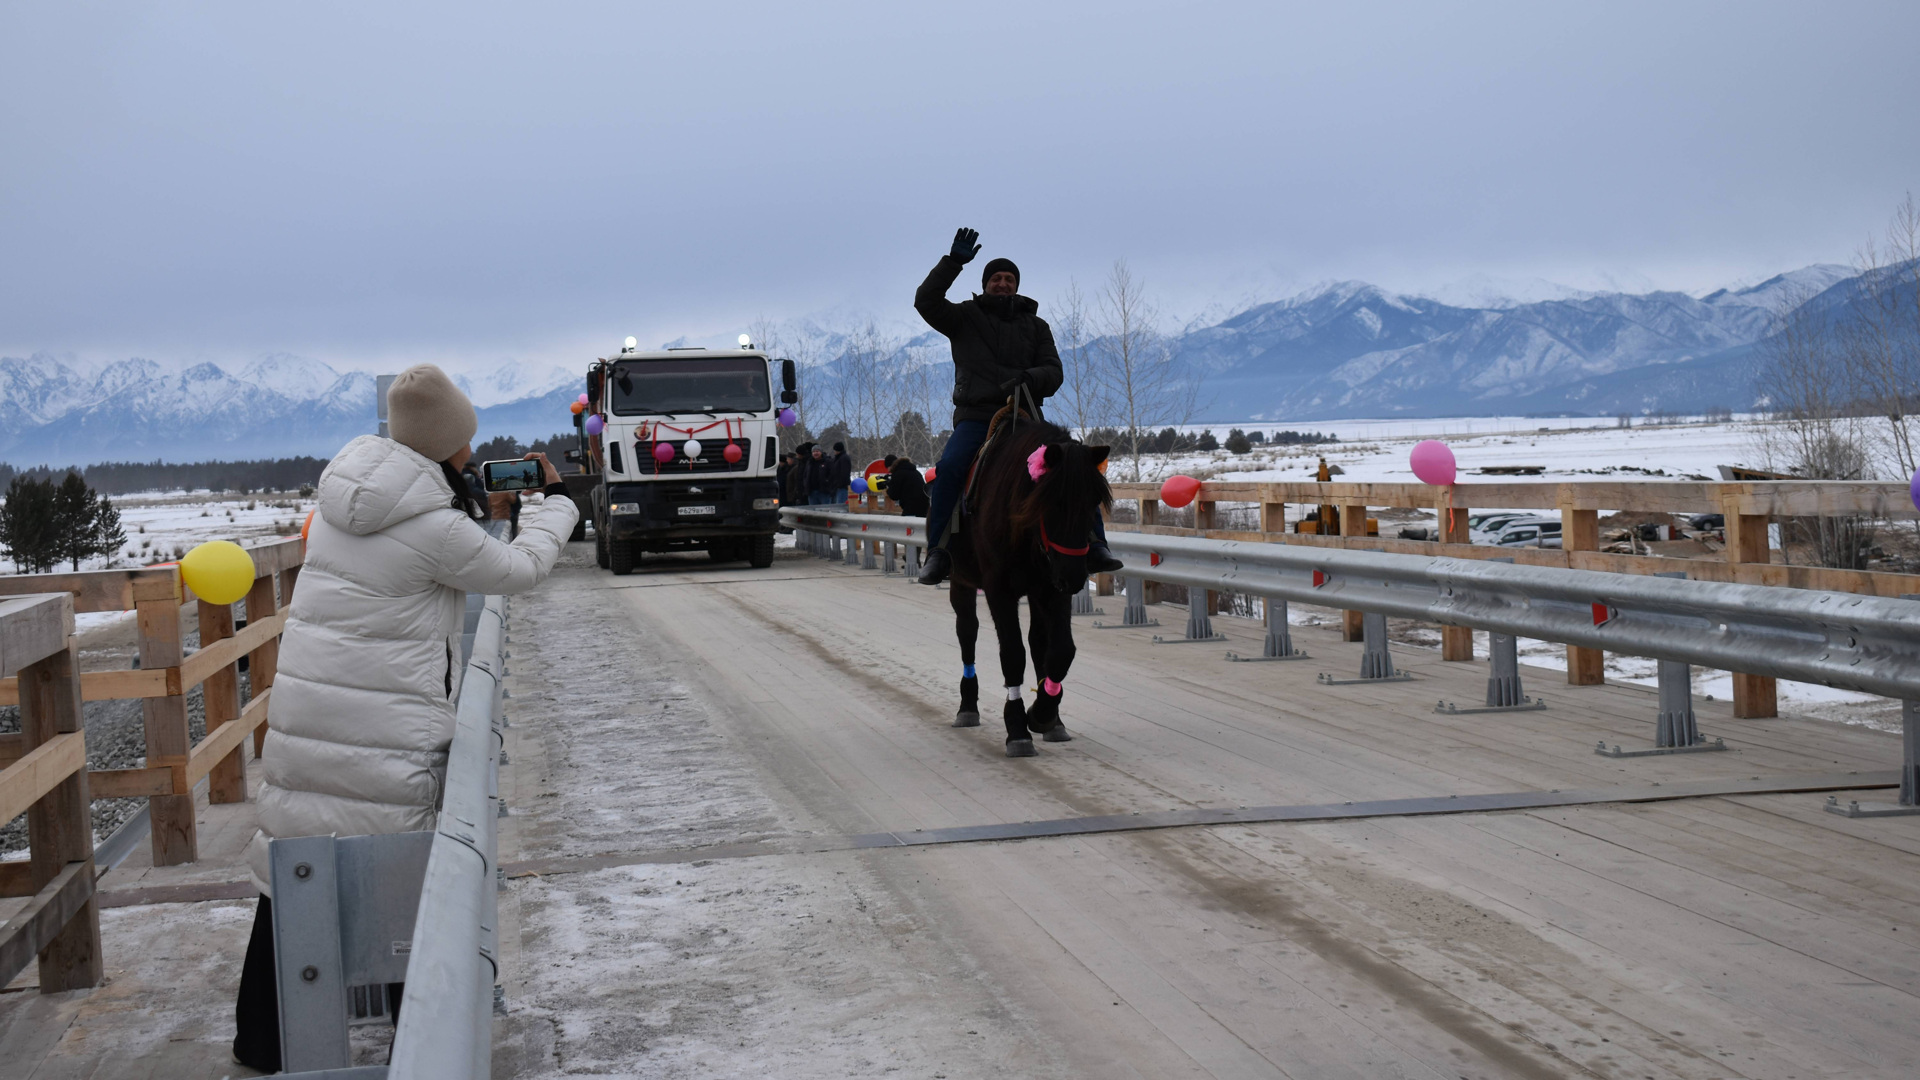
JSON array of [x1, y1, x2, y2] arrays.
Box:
[[235, 895, 406, 1072]]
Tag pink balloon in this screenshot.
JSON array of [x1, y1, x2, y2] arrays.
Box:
[[652, 441, 675, 464], [577, 393, 589, 405], [1409, 440, 1456, 485], [584, 414, 604, 436], [1160, 474, 1201, 509]]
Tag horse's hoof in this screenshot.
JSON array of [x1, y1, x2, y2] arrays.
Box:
[[1005, 739, 1037, 758], [1042, 726, 1073, 743], [952, 711, 980, 728]]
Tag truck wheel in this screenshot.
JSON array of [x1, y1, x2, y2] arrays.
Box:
[[748, 533, 775, 568], [570, 518, 587, 542], [595, 523, 610, 569], [610, 539, 636, 576]]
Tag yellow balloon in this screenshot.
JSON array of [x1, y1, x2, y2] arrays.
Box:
[[180, 540, 256, 605]]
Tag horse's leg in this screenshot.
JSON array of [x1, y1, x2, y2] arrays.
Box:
[[1025, 591, 1076, 741], [985, 589, 1035, 755], [950, 583, 981, 727]]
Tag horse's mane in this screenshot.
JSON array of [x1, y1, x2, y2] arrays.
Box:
[[970, 417, 1112, 544]]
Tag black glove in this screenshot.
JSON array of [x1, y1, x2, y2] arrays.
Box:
[[949, 227, 981, 264]]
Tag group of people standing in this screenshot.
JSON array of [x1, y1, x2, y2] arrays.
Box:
[[777, 440, 854, 506]]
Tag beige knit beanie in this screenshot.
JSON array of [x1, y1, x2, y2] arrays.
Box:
[[387, 363, 477, 462]]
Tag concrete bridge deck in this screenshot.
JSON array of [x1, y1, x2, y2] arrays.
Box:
[[4, 539, 1917, 1078]]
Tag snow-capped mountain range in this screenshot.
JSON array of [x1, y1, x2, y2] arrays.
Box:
[[0, 262, 1879, 463]]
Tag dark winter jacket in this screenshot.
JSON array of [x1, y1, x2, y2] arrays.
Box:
[[787, 447, 815, 503], [887, 461, 929, 517], [915, 256, 1064, 424], [825, 451, 853, 491], [775, 461, 792, 503]]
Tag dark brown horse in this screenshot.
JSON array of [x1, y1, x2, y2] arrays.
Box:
[[946, 416, 1111, 756]]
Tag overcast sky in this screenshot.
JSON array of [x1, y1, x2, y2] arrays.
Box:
[[4, 1, 1918, 373]]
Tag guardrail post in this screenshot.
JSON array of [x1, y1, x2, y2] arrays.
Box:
[[1561, 493, 1605, 684], [882, 540, 896, 575], [1122, 576, 1150, 626], [1358, 611, 1396, 678], [17, 633, 103, 992], [1139, 497, 1160, 604], [135, 578, 196, 865], [1440, 499, 1473, 661], [1072, 583, 1094, 615], [1655, 659, 1700, 749], [845, 531, 860, 565], [271, 834, 350, 1071], [1726, 506, 1778, 718], [1486, 633, 1524, 706], [197, 596, 246, 805], [1195, 499, 1221, 619], [1263, 598, 1300, 658], [1340, 502, 1368, 641]]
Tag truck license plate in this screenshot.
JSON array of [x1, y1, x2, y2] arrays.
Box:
[[677, 505, 716, 516]]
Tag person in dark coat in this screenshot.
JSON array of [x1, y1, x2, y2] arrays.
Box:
[[807, 445, 833, 505], [789, 443, 815, 506], [775, 453, 794, 506], [887, 456, 930, 518], [826, 441, 853, 504], [913, 227, 1120, 584]]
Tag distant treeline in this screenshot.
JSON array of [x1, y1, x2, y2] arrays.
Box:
[[0, 457, 329, 496]]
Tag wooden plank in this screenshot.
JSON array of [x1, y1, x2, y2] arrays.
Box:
[[1561, 500, 1605, 685], [0, 861, 96, 993], [1439, 499, 1473, 660], [244, 536, 305, 577], [0, 595, 73, 680], [136, 594, 196, 865], [194, 599, 245, 804], [246, 574, 283, 757], [0, 667, 178, 708], [0, 859, 29, 898], [178, 610, 285, 690], [186, 688, 270, 789], [1727, 509, 1779, 718], [0, 733, 85, 829], [85, 766, 175, 799], [1339, 501, 1367, 641]]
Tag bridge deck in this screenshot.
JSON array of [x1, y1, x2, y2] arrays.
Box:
[[4, 539, 1917, 1078]]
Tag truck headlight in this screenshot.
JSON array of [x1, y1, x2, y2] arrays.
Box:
[[752, 498, 780, 510], [611, 502, 640, 515]]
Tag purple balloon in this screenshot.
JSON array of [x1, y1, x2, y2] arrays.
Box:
[[777, 408, 797, 428], [652, 441, 675, 464], [1409, 439, 1456, 485], [1911, 468, 1920, 512], [584, 414, 604, 436]]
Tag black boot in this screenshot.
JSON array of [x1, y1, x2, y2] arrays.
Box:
[[954, 675, 980, 727], [1087, 540, 1123, 574], [918, 546, 953, 585]]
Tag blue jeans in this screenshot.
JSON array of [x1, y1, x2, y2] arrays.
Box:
[[807, 491, 833, 505], [925, 420, 1107, 547]]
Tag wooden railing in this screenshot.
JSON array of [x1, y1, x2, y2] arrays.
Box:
[[1104, 479, 1920, 719], [0, 591, 102, 994], [0, 536, 302, 870]]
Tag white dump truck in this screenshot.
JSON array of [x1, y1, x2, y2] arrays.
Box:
[[579, 339, 797, 575]]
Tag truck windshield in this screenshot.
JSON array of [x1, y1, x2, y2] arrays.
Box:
[[610, 358, 770, 415]]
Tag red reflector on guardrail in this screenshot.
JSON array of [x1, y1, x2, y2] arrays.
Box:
[[1313, 570, 1327, 587], [1593, 603, 1614, 625], [1149, 552, 1162, 567]]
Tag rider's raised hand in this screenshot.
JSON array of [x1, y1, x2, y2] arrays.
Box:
[[950, 227, 982, 264]]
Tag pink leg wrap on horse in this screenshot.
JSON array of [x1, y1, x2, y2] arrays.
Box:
[[1042, 678, 1062, 696]]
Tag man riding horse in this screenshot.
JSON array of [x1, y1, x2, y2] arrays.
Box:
[[913, 227, 1123, 585]]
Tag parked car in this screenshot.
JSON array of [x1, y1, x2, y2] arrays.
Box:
[[1689, 512, 1725, 531], [1467, 512, 1536, 544], [1493, 517, 1563, 549]]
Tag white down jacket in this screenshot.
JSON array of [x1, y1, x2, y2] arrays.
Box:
[[246, 435, 579, 894]]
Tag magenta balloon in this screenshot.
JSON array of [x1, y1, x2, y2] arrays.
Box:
[[577, 393, 589, 405], [584, 414, 604, 436], [1409, 440, 1456, 485], [777, 408, 797, 428], [652, 441, 675, 464]]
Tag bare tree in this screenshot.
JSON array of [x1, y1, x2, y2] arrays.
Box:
[[1050, 278, 1113, 440], [1840, 194, 1920, 480], [1093, 260, 1197, 481]]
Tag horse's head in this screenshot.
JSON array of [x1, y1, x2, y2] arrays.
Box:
[[1018, 440, 1113, 595]]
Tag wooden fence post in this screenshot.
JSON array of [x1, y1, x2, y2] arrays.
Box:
[[19, 634, 103, 991], [1561, 493, 1605, 684], [1726, 502, 1779, 717], [1261, 501, 1286, 535], [1341, 501, 1368, 641], [1195, 499, 1220, 614], [197, 597, 246, 804], [1440, 496, 1473, 661], [246, 574, 281, 757], [135, 574, 196, 865]]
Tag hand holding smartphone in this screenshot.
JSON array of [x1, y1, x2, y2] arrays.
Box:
[[482, 458, 544, 493]]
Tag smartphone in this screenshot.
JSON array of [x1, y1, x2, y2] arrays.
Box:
[[482, 458, 544, 493]]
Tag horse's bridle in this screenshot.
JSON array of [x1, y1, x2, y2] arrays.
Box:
[[1039, 520, 1089, 557]]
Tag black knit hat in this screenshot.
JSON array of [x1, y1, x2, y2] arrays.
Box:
[[981, 257, 1020, 290]]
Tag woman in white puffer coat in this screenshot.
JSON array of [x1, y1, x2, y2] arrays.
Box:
[[233, 363, 579, 1071]]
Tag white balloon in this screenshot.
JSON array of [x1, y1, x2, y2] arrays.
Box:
[[683, 439, 703, 459]]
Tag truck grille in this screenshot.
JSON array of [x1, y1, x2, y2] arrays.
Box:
[[635, 440, 752, 474]]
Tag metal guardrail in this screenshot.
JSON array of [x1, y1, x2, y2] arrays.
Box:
[[783, 506, 1920, 805], [272, 591, 506, 1077]]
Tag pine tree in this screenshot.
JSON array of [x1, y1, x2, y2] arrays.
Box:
[[0, 476, 61, 574], [49, 473, 126, 570]]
